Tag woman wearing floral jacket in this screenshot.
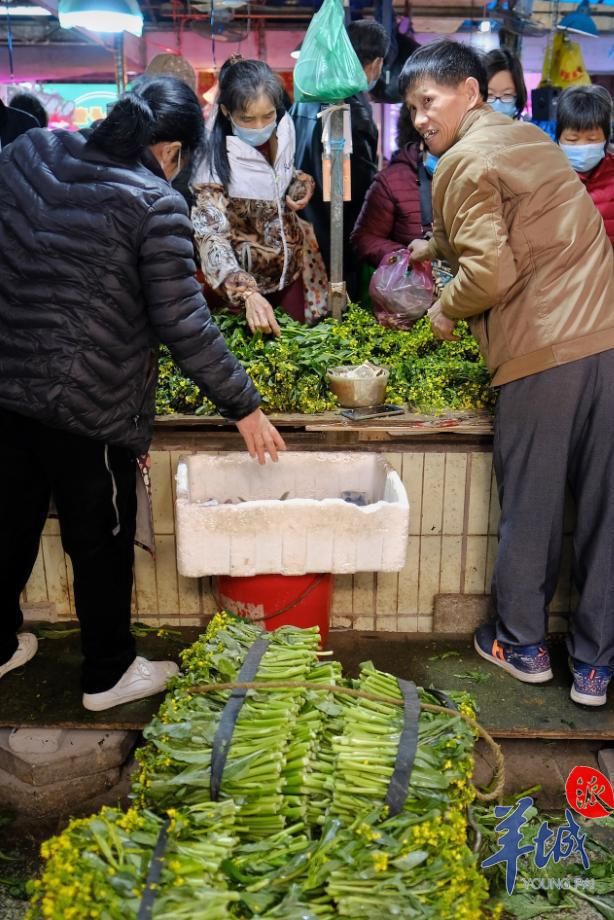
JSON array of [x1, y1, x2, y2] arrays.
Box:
[[192, 56, 327, 334]]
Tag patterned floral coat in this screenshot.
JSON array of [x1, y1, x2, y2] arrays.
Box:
[[191, 114, 317, 309]]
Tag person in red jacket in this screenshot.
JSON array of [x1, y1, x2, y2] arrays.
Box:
[[351, 106, 432, 267], [556, 85, 614, 245]]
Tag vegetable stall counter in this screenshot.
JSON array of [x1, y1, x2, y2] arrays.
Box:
[[151, 409, 494, 452]]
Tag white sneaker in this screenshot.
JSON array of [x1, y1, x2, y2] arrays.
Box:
[[82, 656, 179, 712], [0, 633, 38, 680]]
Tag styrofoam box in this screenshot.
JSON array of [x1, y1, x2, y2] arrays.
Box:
[[175, 451, 409, 577]]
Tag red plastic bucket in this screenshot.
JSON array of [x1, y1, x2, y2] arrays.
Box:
[[213, 573, 332, 647]]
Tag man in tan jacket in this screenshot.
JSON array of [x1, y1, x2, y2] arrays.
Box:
[[403, 40, 614, 707]]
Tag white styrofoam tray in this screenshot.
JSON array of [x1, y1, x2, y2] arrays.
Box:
[[175, 451, 409, 577]]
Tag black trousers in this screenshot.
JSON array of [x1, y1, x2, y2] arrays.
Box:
[[0, 408, 137, 693], [491, 351, 614, 668]]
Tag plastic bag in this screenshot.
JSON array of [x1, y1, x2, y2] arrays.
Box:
[[293, 0, 367, 103], [369, 250, 433, 330], [541, 32, 591, 89]]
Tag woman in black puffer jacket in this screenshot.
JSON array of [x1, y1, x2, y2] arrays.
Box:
[[0, 76, 285, 712]]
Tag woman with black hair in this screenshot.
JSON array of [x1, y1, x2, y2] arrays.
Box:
[[192, 56, 325, 335], [484, 48, 528, 120], [0, 75, 285, 712], [9, 91, 48, 128]]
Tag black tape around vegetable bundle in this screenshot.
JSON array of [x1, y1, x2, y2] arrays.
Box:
[[385, 679, 420, 817], [210, 635, 271, 801], [137, 818, 170, 920], [191, 679, 505, 804], [137, 639, 272, 919]]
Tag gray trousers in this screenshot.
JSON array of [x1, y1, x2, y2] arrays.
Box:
[[491, 350, 614, 667]]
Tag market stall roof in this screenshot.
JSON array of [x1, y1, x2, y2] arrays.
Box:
[[2, 1, 614, 94]]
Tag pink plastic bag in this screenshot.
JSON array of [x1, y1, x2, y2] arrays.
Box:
[[369, 249, 433, 330]]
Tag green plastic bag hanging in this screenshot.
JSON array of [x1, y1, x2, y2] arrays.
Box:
[[293, 0, 368, 103]]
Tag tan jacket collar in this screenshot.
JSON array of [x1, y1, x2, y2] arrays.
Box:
[[454, 104, 492, 142]]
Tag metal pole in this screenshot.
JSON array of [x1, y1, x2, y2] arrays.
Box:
[[114, 32, 126, 96], [328, 106, 346, 319]]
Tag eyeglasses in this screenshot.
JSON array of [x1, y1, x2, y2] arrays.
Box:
[[487, 92, 517, 104]]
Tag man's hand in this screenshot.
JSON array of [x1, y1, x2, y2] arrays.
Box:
[[408, 238, 431, 262], [236, 409, 287, 464], [245, 292, 281, 337], [428, 299, 458, 341]]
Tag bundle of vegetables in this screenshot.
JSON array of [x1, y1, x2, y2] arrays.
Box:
[[155, 305, 494, 416], [133, 613, 320, 838], [281, 659, 343, 824], [222, 822, 333, 918], [331, 661, 477, 822], [31, 616, 494, 919], [228, 808, 489, 919], [27, 800, 239, 920], [314, 663, 489, 917], [324, 808, 490, 919]]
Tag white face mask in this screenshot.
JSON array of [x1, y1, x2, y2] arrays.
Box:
[[559, 142, 605, 174], [230, 117, 277, 147]]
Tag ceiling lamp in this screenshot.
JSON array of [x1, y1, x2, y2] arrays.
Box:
[[58, 0, 144, 35], [558, 0, 598, 37]]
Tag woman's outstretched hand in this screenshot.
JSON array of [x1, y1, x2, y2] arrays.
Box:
[[236, 408, 287, 464], [245, 292, 281, 336]]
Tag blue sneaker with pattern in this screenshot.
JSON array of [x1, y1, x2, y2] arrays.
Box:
[[570, 659, 613, 707], [473, 622, 553, 683]]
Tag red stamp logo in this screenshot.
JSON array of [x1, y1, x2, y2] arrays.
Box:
[[565, 766, 614, 819]]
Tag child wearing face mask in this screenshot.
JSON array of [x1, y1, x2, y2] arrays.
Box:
[[484, 49, 528, 120], [191, 55, 326, 334], [557, 85, 614, 246]]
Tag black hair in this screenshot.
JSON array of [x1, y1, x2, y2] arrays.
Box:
[[399, 40, 488, 102], [207, 56, 284, 189], [556, 84, 613, 143], [9, 92, 48, 128], [346, 20, 389, 66], [88, 75, 204, 163], [397, 104, 421, 147], [484, 48, 527, 118]]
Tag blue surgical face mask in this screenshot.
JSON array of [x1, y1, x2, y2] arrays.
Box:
[[560, 142, 606, 174], [367, 77, 379, 92], [424, 152, 439, 176], [489, 98, 517, 118], [230, 117, 277, 147]]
